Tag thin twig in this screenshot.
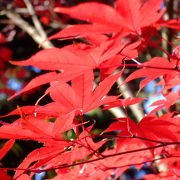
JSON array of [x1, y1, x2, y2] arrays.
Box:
[[102, 155, 179, 171], [0, 141, 179, 173]]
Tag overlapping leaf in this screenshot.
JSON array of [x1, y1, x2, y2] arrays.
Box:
[[10, 35, 136, 99], [103, 97, 145, 110], [13, 125, 105, 179], [148, 91, 179, 113], [38, 71, 122, 118], [105, 113, 179, 147], [50, 0, 164, 39], [124, 57, 180, 93]]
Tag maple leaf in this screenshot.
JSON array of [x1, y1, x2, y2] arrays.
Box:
[[105, 113, 179, 148], [0, 111, 80, 179], [10, 35, 134, 99], [13, 125, 105, 179], [148, 91, 179, 113], [124, 57, 180, 93], [115, 0, 164, 33], [103, 97, 145, 110], [38, 132, 105, 177], [0, 117, 53, 141], [155, 71, 180, 92], [157, 18, 180, 29], [14, 145, 70, 179], [37, 71, 122, 118], [2, 68, 122, 122], [0, 71, 120, 176], [51, 0, 164, 39], [0, 108, 81, 145], [11, 34, 130, 72], [96, 138, 153, 177], [48, 24, 125, 41], [52, 111, 77, 137]]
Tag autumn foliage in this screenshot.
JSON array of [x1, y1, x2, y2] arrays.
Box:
[[0, 0, 180, 179]]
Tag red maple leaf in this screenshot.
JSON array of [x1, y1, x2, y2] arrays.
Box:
[[50, 0, 164, 39], [3, 71, 122, 128], [35, 71, 122, 118], [156, 17, 180, 30], [105, 113, 179, 149], [9, 35, 135, 99], [103, 97, 145, 110], [148, 91, 179, 113], [124, 57, 180, 93]]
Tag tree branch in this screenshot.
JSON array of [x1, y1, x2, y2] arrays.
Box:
[[117, 75, 144, 122], [3, 10, 53, 49], [23, 0, 48, 40], [0, 141, 179, 173]]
